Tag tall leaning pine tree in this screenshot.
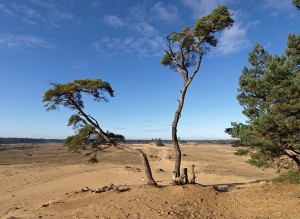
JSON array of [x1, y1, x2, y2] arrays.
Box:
[[161, 6, 234, 182]]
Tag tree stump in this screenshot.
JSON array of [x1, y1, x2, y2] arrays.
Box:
[[190, 165, 196, 184], [182, 168, 189, 184]]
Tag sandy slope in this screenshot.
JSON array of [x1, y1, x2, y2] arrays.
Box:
[[0, 143, 299, 218]]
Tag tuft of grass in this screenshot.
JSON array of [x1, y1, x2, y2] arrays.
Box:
[[234, 148, 249, 156], [273, 171, 300, 184], [88, 157, 98, 164], [183, 153, 187, 156]]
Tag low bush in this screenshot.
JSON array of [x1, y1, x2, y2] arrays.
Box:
[[88, 157, 98, 164], [273, 171, 300, 184]]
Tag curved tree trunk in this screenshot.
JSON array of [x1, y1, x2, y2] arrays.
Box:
[[115, 144, 157, 186], [285, 150, 300, 171], [98, 129, 158, 186], [172, 81, 191, 178]]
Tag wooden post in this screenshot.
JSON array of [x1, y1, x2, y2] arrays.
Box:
[[190, 165, 196, 184], [182, 168, 189, 184], [172, 171, 177, 185]]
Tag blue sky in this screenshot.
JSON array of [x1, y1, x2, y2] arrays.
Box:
[[0, 0, 299, 140]]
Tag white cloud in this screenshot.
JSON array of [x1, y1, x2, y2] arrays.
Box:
[[131, 22, 157, 35], [150, 2, 179, 22], [103, 15, 126, 28], [181, 0, 231, 18], [213, 23, 249, 56], [99, 5, 166, 58], [128, 7, 147, 21], [94, 35, 164, 57], [0, 34, 54, 50], [3, 2, 75, 28]]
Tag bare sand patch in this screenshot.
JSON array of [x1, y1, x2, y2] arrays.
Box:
[[1, 143, 299, 218]]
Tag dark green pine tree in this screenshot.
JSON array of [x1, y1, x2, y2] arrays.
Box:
[[43, 79, 157, 186], [225, 34, 300, 171]]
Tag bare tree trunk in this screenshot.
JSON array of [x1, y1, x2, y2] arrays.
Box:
[[190, 164, 196, 184], [100, 130, 157, 186], [285, 151, 300, 171], [115, 144, 157, 186], [292, 156, 300, 171], [182, 168, 189, 184], [172, 81, 190, 178]]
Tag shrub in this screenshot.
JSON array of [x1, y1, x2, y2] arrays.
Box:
[[234, 148, 249, 156], [151, 138, 165, 146], [273, 171, 300, 184], [88, 157, 98, 164]]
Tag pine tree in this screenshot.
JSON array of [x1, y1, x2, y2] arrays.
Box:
[[43, 79, 157, 186], [225, 34, 300, 171], [161, 6, 234, 181]]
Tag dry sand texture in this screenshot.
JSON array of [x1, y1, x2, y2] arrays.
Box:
[[0, 143, 299, 218]]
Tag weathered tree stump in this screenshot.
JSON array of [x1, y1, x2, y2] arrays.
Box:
[[190, 164, 196, 184], [182, 168, 189, 184]]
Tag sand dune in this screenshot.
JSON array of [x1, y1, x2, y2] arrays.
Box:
[[1, 143, 299, 218]]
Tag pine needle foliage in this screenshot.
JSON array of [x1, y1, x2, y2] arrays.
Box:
[[225, 34, 300, 171]]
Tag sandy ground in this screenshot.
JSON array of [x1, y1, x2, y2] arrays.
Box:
[[0, 143, 299, 218]]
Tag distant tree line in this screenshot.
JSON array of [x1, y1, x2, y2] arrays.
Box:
[[126, 139, 234, 145], [0, 137, 233, 145], [0, 137, 63, 145]]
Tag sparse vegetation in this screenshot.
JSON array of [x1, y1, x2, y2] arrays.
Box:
[[234, 148, 249, 156], [0, 145, 35, 151], [273, 171, 300, 184], [88, 157, 98, 164], [150, 138, 165, 146]]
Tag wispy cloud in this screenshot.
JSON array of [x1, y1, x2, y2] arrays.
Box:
[[94, 35, 164, 57], [181, 0, 231, 18], [150, 2, 179, 22], [2, 1, 74, 28], [0, 34, 53, 50], [0, 3, 14, 15], [103, 15, 126, 28], [97, 6, 166, 57], [213, 23, 250, 56]]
